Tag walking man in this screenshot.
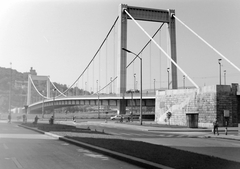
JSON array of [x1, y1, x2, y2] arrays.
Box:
[[213, 119, 219, 135]]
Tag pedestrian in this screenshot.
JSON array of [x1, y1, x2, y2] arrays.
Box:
[[8, 113, 11, 123], [72, 115, 76, 122], [33, 115, 39, 125], [49, 116, 54, 125], [213, 119, 219, 135], [23, 114, 26, 123]]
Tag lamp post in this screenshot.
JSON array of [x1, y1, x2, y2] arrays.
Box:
[[96, 80, 100, 119], [133, 73, 136, 92], [110, 77, 112, 94], [122, 48, 142, 125], [218, 59, 222, 85], [167, 68, 170, 89], [9, 62, 12, 117], [183, 75, 185, 89], [42, 90, 45, 118], [224, 70, 226, 85], [52, 88, 56, 124], [131, 90, 134, 122], [85, 82, 87, 95], [153, 79, 156, 94]]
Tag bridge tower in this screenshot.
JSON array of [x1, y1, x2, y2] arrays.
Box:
[[27, 75, 50, 114], [117, 4, 178, 114]]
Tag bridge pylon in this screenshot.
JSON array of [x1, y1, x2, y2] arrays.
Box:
[[27, 74, 50, 114], [117, 4, 178, 114]]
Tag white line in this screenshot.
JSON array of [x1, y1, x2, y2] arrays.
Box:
[[120, 133, 132, 135], [11, 157, 23, 168]]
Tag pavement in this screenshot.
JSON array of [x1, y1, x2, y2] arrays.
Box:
[[4, 119, 240, 169]]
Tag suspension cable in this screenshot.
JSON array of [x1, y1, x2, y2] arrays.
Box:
[[173, 14, 240, 72], [126, 23, 165, 68], [61, 16, 119, 95], [93, 76, 118, 94], [124, 9, 199, 89], [48, 77, 66, 97], [95, 22, 165, 93], [29, 76, 49, 99]]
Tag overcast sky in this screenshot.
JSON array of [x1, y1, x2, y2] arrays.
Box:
[[0, 0, 239, 92]]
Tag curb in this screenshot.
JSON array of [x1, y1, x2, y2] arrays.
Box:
[[203, 135, 240, 141], [18, 124, 173, 169]]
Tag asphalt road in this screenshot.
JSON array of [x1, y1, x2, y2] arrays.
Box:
[[68, 120, 240, 163], [0, 121, 143, 169]]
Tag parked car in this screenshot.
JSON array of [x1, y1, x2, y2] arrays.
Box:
[[110, 115, 124, 120]]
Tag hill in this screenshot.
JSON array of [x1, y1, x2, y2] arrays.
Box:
[[0, 67, 84, 113]]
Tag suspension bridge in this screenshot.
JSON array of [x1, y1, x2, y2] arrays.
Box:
[[23, 4, 240, 120]]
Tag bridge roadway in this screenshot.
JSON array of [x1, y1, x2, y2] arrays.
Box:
[[28, 93, 155, 113]]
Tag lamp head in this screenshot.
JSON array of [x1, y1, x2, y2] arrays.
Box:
[[218, 59, 222, 64], [122, 48, 132, 53]]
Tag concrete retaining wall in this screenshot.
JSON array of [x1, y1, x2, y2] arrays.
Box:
[[155, 84, 239, 128]]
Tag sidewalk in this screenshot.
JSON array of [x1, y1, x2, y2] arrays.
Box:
[[124, 121, 240, 141], [72, 119, 240, 141]]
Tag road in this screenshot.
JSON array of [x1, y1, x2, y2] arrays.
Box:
[[0, 121, 143, 169], [68, 120, 240, 163]]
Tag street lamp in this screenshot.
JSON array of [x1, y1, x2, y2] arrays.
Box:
[[131, 90, 134, 122], [122, 48, 142, 125], [110, 77, 112, 94], [96, 80, 100, 119], [218, 59, 222, 85], [42, 90, 45, 118], [224, 70, 226, 85], [183, 75, 185, 89], [9, 62, 12, 118], [85, 82, 87, 95], [134, 73, 136, 92], [167, 68, 170, 89], [153, 79, 156, 94], [52, 88, 56, 124]]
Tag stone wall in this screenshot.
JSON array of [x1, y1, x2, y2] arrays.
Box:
[[216, 84, 238, 127], [155, 84, 239, 128]]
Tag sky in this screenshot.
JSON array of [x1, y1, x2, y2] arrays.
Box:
[[0, 0, 239, 93]]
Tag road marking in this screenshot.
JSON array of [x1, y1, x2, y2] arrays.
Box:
[[0, 134, 57, 139], [120, 133, 132, 135], [77, 148, 91, 153], [12, 157, 23, 168], [84, 153, 109, 160], [78, 148, 109, 160]]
